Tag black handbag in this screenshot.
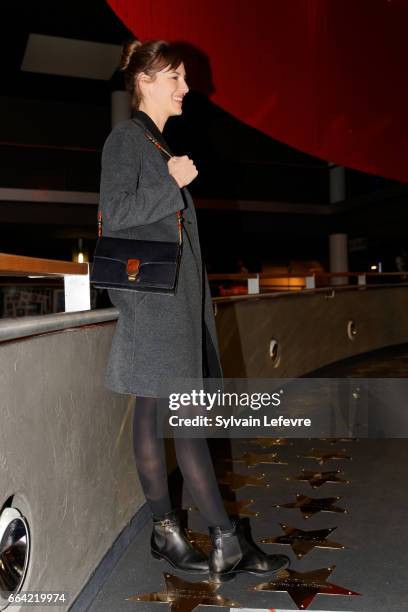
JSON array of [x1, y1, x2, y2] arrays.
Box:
[[90, 130, 183, 295]]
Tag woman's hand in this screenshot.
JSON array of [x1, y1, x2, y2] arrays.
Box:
[[167, 155, 198, 188]]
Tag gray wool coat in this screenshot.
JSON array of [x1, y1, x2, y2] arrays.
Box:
[[98, 111, 223, 398]]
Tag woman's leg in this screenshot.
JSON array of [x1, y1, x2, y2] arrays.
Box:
[[133, 396, 231, 527], [132, 396, 172, 517], [173, 402, 233, 529], [134, 397, 209, 572]]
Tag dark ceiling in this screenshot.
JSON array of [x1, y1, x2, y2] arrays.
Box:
[[0, 0, 131, 106]]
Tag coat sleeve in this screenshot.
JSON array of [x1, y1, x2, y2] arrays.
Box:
[[99, 125, 185, 231]]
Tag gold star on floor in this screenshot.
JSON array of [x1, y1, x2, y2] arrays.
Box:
[[187, 498, 260, 517], [224, 498, 260, 517], [259, 523, 346, 559], [250, 438, 292, 448], [299, 448, 352, 465], [126, 572, 242, 611], [251, 565, 360, 609], [273, 494, 347, 519], [287, 469, 349, 488], [185, 529, 212, 555], [227, 451, 288, 467], [218, 470, 270, 491]]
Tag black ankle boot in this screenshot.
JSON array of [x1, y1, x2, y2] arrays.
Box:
[[208, 517, 290, 582], [151, 509, 209, 573]]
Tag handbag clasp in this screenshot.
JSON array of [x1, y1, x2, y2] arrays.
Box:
[[127, 258, 141, 281]]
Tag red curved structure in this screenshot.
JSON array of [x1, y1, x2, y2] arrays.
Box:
[[107, 0, 408, 183]]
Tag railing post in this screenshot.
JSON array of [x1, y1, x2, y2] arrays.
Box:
[[64, 265, 91, 312], [358, 273, 366, 287], [247, 274, 260, 294], [305, 274, 315, 289], [329, 233, 349, 286]]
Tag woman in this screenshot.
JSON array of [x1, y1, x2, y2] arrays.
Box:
[[99, 38, 289, 582]]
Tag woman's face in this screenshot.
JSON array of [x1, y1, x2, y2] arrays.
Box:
[[138, 62, 189, 119]]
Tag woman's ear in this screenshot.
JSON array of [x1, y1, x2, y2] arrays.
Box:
[[136, 72, 154, 100], [134, 72, 145, 101], [137, 72, 152, 87]]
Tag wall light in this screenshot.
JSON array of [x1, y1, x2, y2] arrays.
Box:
[[72, 238, 89, 264]]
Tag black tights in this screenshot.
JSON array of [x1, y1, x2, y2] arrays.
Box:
[[132, 396, 232, 529]]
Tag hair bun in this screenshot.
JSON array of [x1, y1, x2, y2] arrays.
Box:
[[119, 39, 143, 71]]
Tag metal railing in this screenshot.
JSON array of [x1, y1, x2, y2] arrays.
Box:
[[208, 271, 408, 301], [1, 253, 406, 314]]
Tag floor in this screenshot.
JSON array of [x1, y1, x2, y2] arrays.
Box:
[[86, 344, 408, 611], [87, 435, 408, 611]]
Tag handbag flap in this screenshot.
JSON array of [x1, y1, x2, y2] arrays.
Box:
[[94, 236, 179, 264]]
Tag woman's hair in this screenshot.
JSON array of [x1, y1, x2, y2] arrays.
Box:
[[119, 39, 184, 110]]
